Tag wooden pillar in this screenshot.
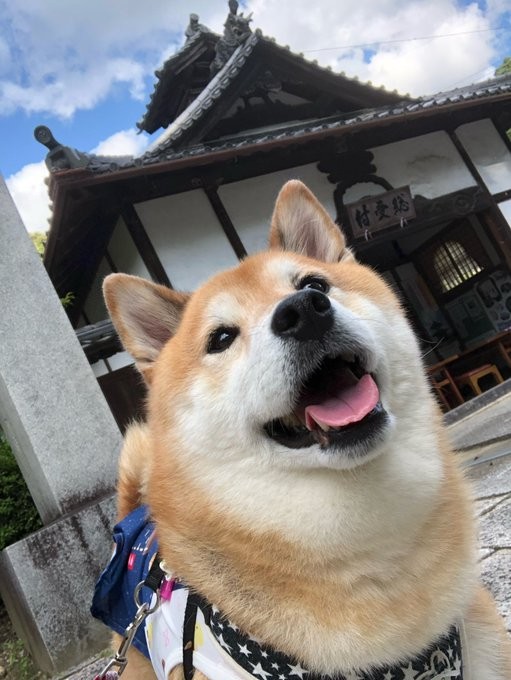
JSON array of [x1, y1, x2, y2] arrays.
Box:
[[204, 186, 248, 260], [121, 202, 172, 287]]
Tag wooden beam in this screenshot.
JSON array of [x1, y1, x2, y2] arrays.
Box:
[[203, 186, 248, 260], [492, 115, 511, 153], [67, 210, 119, 326], [104, 247, 118, 273], [449, 127, 511, 270], [120, 202, 172, 288]]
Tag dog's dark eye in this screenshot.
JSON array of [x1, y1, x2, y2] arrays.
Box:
[[298, 275, 330, 293], [207, 327, 239, 354]]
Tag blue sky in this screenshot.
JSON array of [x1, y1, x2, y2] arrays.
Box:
[[0, 0, 510, 231]]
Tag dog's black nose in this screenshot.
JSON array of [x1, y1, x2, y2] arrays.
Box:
[[271, 290, 333, 341]]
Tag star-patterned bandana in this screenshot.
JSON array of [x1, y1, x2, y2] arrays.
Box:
[[209, 605, 463, 680]]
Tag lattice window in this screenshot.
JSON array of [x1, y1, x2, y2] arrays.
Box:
[[433, 240, 482, 293], [413, 219, 491, 298]]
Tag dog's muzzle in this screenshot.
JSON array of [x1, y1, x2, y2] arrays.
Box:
[[265, 291, 389, 454]]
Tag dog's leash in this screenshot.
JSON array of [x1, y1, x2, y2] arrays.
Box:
[[94, 556, 171, 679]]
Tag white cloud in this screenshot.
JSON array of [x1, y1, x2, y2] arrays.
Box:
[[1, 59, 146, 118], [0, 0, 229, 119], [247, 0, 500, 96], [91, 129, 150, 157], [6, 162, 51, 233]]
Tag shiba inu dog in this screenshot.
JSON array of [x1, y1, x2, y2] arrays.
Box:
[[101, 180, 511, 679]]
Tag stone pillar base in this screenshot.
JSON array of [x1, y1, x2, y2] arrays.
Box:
[[0, 495, 116, 674]]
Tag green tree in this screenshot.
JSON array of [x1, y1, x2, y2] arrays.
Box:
[[30, 231, 47, 257], [495, 57, 511, 76], [28, 231, 75, 308]]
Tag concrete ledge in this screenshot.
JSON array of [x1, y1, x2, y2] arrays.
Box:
[[444, 378, 511, 426], [0, 495, 116, 674], [467, 456, 511, 632], [447, 384, 511, 452]]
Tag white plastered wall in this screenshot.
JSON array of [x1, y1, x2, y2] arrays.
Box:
[[134, 189, 238, 291], [218, 163, 336, 254], [456, 119, 511, 195], [498, 199, 511, 230], [345, 131, 476, 204], [109, 217, 151, 279], [83, 258, 112, 324]]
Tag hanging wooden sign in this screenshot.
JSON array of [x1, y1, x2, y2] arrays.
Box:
[[346, 186, 416, 239]]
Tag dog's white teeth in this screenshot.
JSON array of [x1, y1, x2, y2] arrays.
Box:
[[318, 423, 330, 432]]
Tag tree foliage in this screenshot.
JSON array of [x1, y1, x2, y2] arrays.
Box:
[[30, 231, 47, 257], [28, 231, 75, 308], [495, 57, 511, 76]]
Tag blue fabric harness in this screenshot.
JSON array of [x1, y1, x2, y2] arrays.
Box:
[[91, 505, 167, 658]]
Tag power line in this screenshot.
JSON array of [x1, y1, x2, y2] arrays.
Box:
[[303, 27, 504, 54], [446, 66, 496, 90]]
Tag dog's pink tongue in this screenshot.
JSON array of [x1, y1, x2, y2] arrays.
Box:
[[305, 374, 379, 430]]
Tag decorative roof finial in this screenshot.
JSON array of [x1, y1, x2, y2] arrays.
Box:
[[210, 0, 253, 76], [185, 13, 209, 42], [34, 126, 89, 171]]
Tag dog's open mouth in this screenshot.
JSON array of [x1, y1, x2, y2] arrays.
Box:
[[264, 354, 388, 451]]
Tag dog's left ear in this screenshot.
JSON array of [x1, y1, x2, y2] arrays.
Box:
[[103, 273, 189, 383], [269, 180, 352, 263]]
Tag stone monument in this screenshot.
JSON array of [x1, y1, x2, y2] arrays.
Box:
[[0, 175, 122, 673]]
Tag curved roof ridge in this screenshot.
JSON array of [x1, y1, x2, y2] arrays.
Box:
[[137, 28, 220, 132], [144, 31, 261, 155]]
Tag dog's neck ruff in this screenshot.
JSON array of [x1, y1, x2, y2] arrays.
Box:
[[92, 508, 463, 680]]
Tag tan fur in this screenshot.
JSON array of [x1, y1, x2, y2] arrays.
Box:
[[116, 422, 151, 519], [104, 181, 510, 679]]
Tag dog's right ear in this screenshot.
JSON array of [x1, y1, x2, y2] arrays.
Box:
[[103, 274, 189, 383], [269, 180, 351, 263]]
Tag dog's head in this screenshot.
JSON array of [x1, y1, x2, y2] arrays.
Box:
[[104, 181, 435, 473]]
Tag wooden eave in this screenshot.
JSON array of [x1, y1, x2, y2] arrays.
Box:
[[140, 33, 219, 133]]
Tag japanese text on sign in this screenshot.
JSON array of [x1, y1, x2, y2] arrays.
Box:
[[346, 186, 415, 239]]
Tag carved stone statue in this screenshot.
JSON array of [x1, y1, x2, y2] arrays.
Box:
[[185, 13, 208, 41], [210, 0, 253, 75]]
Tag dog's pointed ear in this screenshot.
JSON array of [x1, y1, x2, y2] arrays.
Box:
[[269, 180, 353, 263], [103, 274, 189, 383]]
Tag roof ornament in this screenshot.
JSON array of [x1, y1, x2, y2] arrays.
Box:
[[184, 13, 209, 42], [210, 0, 253, 76], [34, 126, 90, 172]]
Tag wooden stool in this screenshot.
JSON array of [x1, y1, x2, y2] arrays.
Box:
[[455, 363, 504, 396], [498, 338, 511, 368], [428, 368, 464, 410]]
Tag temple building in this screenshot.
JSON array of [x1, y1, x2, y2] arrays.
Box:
[[36, 1, 511, 426]]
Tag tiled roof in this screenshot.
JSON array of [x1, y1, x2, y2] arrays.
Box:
[[137, 28, 220, 133], [145, 30, 262, 152], [75, 73, 511, 175], [143, 29, 404, 152]]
